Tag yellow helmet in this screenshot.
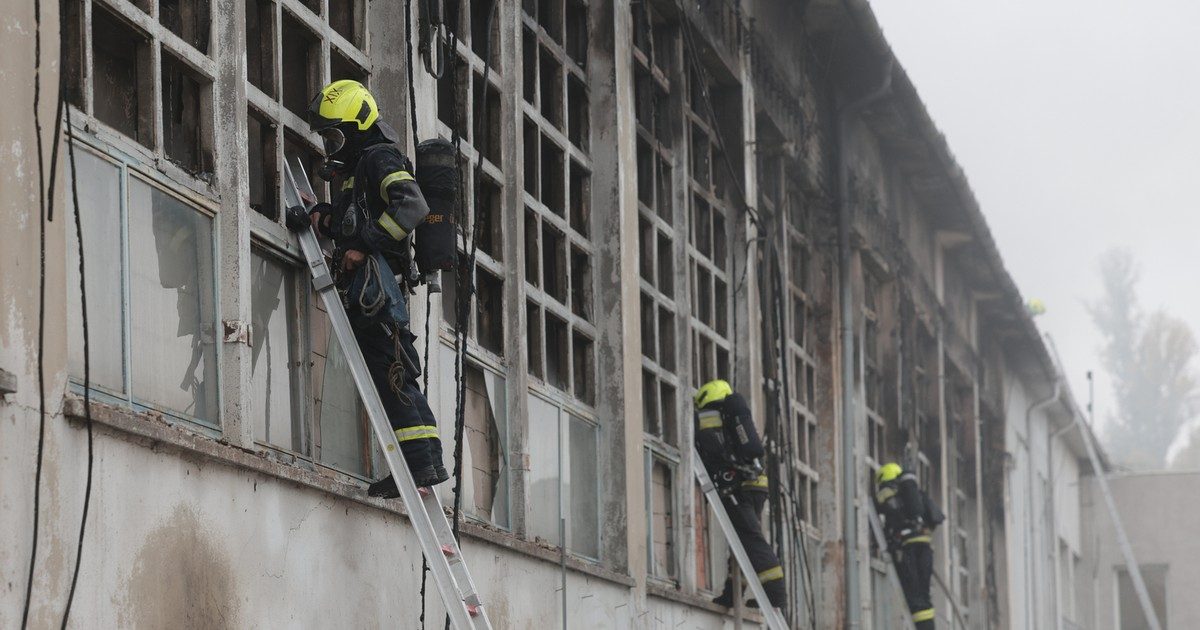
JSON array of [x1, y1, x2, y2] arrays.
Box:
[[876, 462, 902, 485], [307, 80, 379, 132], [694, 379, 733, 409]]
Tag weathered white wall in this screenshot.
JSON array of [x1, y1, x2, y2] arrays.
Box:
[[1080, 472, 1200, 630]]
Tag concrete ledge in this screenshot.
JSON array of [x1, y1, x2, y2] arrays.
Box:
[[62, 395, 635, 590], [646, 581, 766, 624], [0, 367, 16, 396]]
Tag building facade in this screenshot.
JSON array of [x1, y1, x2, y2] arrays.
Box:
[[1, 0, 1098, 627]]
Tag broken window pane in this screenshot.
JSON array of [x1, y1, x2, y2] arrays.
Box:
[[250, 248, 306, 454], [522, 28, 538, 105], [452, 359, 510, 528], [660, 381, 677, 445], [315, 312, 370, 476], [536, 0, 562, 42], [127, 178, 218, 424], [567, 414, 599, 558], [160, 0, 211, 54], [92, 6, 150, 142], [640, 293, 656, 363], [649, 456, 675, 577], [245, 0, 275, 96], [161, 52, 210, 174], [473, 73, 502, 165], [66, 148, 125, 393]]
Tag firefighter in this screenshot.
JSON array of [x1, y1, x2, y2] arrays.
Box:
[[875, 462, 944, 629], [693, 379, 786, 610], [286, 79, 448, 491]]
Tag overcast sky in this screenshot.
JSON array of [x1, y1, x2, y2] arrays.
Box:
[[868, 0, 1200, 442]]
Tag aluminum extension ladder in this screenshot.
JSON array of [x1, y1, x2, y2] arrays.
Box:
[[692, 454, 789, 630], [866, 504, 918, 630], [284, 161, 492, 630]]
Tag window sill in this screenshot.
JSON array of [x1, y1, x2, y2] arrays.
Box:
[[61, 395, 635, 590], [646, 582, 765, 623]]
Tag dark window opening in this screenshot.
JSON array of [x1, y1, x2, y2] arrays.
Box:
[[545, 312, 569, 390], [281, 11, 320, 120], [540, 137, 565, 215], [542, 224, 567, 303], [161, 52, 211, 174], [472, 73, 502, 165], [247, 111, 278, 218], [564, 0, 587, 66], [160, 0, 211, 54], [524, 209, 540, 287], [476, 268, 504, 354], [524, 118, 540, 197], [572, 330, 594, 405], [437, 56, 469, 139], [523, 27, 539, 105], [567, 75, 589, 150], [538, 47, 563, 129], [527, 301, 544, 378], [642, 371, 658, 434], [474, 174, 503, 261], [330, 0, 365, 49], [569, 246, 591, 320], [568, 161, 589, 236], [640, 293, 656, 362], [245, 0, 275, 96], [330, 49, 368, 86], [657, 305, 675, 371], [656, 232, 673, 295], [93, 7, 151, 142]]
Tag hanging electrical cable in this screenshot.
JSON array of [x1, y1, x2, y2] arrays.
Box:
[[21, 0, 50, 623]]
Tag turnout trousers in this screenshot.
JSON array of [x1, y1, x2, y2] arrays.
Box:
[[352, 320, 444, 473], [716, 490, 787, 609], [895, 539, 935, 629]]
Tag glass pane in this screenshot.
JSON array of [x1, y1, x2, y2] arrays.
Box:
[[438, 346, 510, 529], [315, 316, 369, 475], [649, 456, 675, 577], [250, 249, 306, 453], [527, 393, 560, 546], [567, 413, 599, 558], [128, 179, 218, 423], [66, 148, 125, 393]]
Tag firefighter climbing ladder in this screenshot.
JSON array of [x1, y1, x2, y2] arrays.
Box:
[[284, 162, 492, 630], [865, 504, 920, 630], [692, 453, 790, 630]]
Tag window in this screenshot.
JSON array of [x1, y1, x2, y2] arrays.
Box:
[[67, 144, 219, 426], [64, 0, 214, 175], [1116, 564, 1168, 630], [434, 347, 511, 529], [633, 0, 683, 581], [528, 393, 601, 559], [249, 247, 306, 453], [522, 0, 596, 407], [245, 0, 371, 222]]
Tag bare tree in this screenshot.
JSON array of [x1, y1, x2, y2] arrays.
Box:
[[1089, 248, 1199, 469]]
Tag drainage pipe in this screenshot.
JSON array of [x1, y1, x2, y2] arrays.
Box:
[[1025, 379, 1061, 630], [836, 59, 893, 630]]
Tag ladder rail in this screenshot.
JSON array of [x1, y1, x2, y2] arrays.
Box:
[[866, 504, 918, 630], [692, 454, 789, 630], [285, 165, 491, 630]]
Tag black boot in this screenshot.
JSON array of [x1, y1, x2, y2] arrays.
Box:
[[712, 581, 735, 608], [367, 474, 400, 499], [413, 465, 450, 488]]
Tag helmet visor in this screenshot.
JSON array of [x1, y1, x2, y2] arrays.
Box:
[[318, 127, 346, 156]]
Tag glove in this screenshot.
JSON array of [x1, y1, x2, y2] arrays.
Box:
[[310, 202, 336, 238], [285, 205, 310, 232]]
